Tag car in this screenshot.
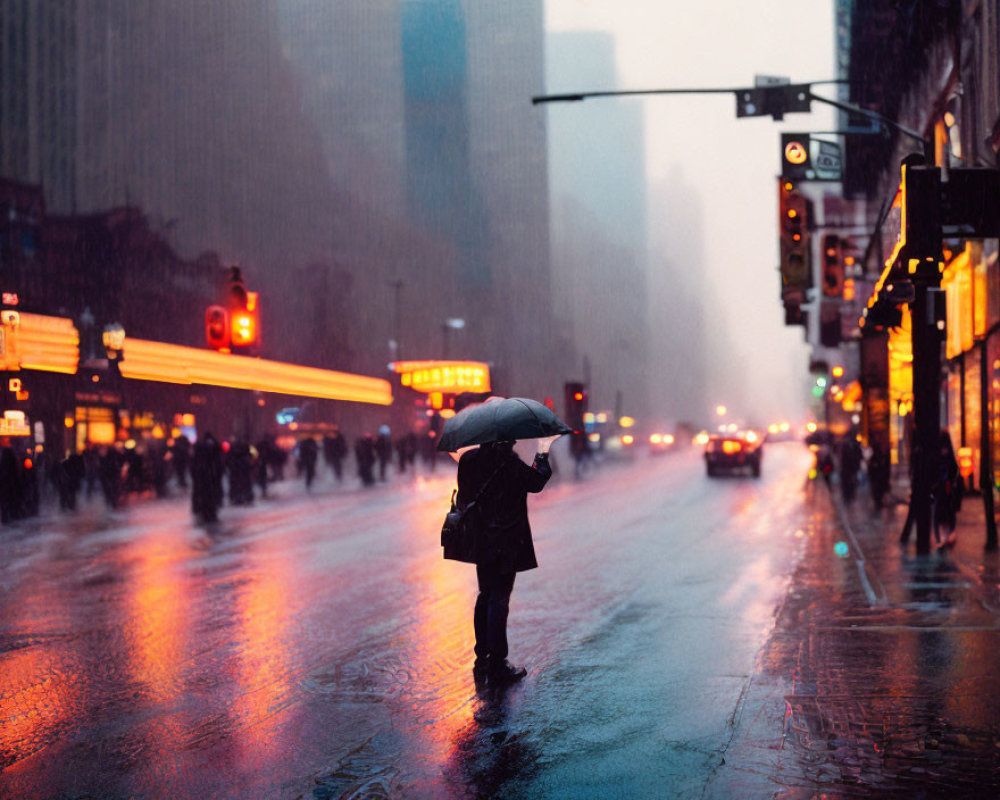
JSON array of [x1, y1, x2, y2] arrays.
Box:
[[766, 421, 797, 443], [648, 432, 675, 455], [704, 430, 763, 478]]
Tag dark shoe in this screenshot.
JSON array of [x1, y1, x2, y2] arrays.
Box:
[[488, 660, 527, 685], [472, 658, 490, 687]]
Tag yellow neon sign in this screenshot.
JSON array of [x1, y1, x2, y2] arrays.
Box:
[[4, 313, 79, 374], [390, 360, 490, 394]]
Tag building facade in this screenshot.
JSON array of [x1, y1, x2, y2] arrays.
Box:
[[802, 0, 1000, 544]]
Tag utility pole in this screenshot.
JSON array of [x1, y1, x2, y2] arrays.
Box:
[[388, 279, 403, 361]]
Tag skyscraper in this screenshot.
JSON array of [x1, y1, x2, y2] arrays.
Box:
[[545, 31, 652, 418]]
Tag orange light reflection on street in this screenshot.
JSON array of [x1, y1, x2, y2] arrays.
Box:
[[125, 527, 191, 704], [231, 551, 296, 764], [404, 498, 477, 776], [0, 641, 77, 766]]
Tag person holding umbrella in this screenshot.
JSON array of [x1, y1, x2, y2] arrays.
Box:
[[440, 397, 571, 687]]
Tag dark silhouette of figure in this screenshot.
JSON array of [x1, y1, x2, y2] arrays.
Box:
[[403, 431, 418, 472], [0, 446, 19, 523], [454, 438, 554, 687], [124, 445, 145, 494], [171, 435, 191, 488], [54, 454, 84, 511], [254, 437, 272, 497], [298, 437, 319, 490], [396, 435, 409, 474], [227, 440, 255, 505], [933, 430, 962, 547], [191, 433, 224, 522], [323, 430, 348, 482], [355, 434, 376, 487], [99, 445, 124, 510], [900, 435, 921, 545], [867, 444, 890, 510], [146, 441, 170, 498], [420, 431, 439, 473], [375, 428, 392, 481], [83, 446, 100, 499], [267, 440, 288, 481], [839, 432, 862, 503]]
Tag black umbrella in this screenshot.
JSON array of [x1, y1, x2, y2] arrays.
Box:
[[436, 397, 573, 452]]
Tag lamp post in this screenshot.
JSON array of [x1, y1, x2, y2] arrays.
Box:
[[442, 318, 465, 359], [388, 279, 403, 360]]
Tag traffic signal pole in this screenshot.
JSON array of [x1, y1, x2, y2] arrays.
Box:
[[909, 281, 944, 555]]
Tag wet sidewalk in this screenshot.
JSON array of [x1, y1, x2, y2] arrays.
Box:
[[709, 479, 1000, 799]]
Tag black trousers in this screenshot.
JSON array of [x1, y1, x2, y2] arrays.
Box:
[[474, 566, 516, 663]]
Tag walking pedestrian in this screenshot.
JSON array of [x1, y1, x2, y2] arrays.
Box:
[[170, 435, 191, 488], [375, 426, 392, 481], [227, 439, 254, 505], [254, 437, 271, 497], [191, 432, 224, 522], [867, 443, 890, 510], [99, 445, 124, 510], [355, 434, 376, 487], [298, 437, 319, 490], [838, 431, 862, 503], [933, 430, 962, 548], [454, 435, 556, 687], [0, 446, 18, 523], [323, 428, 347, 482]]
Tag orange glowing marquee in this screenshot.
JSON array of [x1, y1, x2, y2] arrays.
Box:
[[390, 360, 490, 394], [120, 339, 392, 405], [0, 313, 391, 405], [1, 313, 80, 374]]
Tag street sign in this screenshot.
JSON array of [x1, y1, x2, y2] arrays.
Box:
[[814, 140, 843, 180], [754, 74, 790, 87]]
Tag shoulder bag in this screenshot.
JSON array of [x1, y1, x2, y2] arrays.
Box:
[[441, 460, 504, 563]]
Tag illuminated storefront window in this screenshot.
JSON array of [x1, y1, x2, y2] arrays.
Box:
[[888, 309, 913, 466]]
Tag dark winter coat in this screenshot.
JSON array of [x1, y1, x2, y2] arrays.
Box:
[[455, 443, 551, 573]]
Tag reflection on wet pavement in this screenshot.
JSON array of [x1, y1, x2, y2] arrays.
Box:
[[2, 448, 818, 798], [712, 480, 1000, 798]]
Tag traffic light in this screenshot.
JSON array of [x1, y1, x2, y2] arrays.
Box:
[[820, 301, 841, 347], [735, 84, 811, 120], [205, 305, 229, 351], [780, 133, 813, 180], [226, 266, 249, 309], [564, 381, 587, 433], [230, 298, 258, 349], [778, 179, 812, 292], [821, 234, 844, 297], [224, 266, 260, 353]]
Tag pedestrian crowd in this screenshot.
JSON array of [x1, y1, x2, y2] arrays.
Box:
[[0, 426, 445, 525], [817, 425, 964, 550]]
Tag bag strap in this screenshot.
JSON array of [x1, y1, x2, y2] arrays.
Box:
[[466, 459, 506, 505]]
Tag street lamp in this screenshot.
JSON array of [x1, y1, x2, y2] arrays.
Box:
[[442, 318, 465, 359]]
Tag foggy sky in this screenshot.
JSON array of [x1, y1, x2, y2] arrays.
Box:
[[546, 1, 836, 425]]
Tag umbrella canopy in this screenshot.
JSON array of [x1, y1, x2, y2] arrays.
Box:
[[436, 397, 573, 452]]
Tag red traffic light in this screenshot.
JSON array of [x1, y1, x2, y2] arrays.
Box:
[[230, 309, 257, 347]]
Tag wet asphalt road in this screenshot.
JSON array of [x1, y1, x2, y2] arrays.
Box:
[[1, 443, 815, 799]]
